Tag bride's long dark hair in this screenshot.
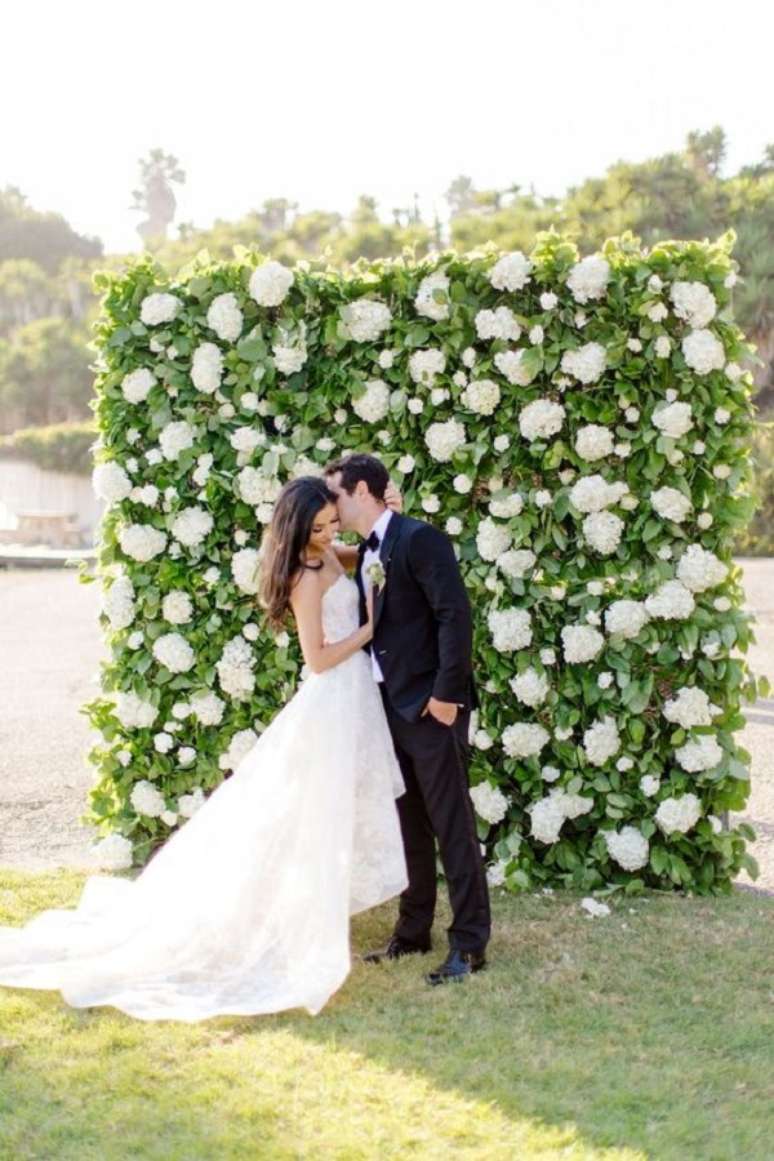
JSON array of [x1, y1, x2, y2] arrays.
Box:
[[258, 476, 339, 629]]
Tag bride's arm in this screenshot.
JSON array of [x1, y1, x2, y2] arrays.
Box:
[[290, 572, 373, 674], [332, 478, 403, 573]]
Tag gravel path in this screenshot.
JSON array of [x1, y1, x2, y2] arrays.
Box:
[[1, 561, 772, 888]]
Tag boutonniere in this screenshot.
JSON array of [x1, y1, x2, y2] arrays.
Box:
[[365, 560, 387, 593]]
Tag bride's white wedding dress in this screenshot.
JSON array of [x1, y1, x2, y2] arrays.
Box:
[[0, 574, 408, 1021]]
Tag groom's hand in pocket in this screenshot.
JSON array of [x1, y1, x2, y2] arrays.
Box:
[[422, 697, 458, 727]]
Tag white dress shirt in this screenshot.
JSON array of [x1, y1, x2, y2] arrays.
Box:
[[360, 508, 393, 683]]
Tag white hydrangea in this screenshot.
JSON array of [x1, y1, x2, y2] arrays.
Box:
[[566, 255, 611, 303], [510, 667, 549, 707], [470, 781, 509, 825], [121, 367, 157, 404], [502, 722, 549, 759], [231, 547, 261, 595], [237, 467, 281, 506], [152, 632, 195, 673], [670, 281, 717, 329], [453, 473, 473, 495], [352, 378, 390, 423], [422, 494, 440, 514], [489, 250, 532, 291], [340, 297, 392, 342], [415, 270, 451, 321], [640, 774, 661, 798], [675, 734, 723, 773], [570, 475, 626, 513], [529, 795, 567, 844], [409, 348, 446, 385], [171, 506, 214, 548], [273, 344, 307, 375], [560, 342, 607, 383], [162, 590, 193, 624], [488, 492, 524, 518], [140, 292, 181, 325], [561, 624, 604, 663], [190, 690, 225, 726], [475, 306, 521, 342], [93, 461, 133, 504], [663, 686, 716, 729], [477, 518, 513, 562], [580, 897, 611, 918], [652, 401, 693, 440], [191, 342, 224, 394], [218, 728, 259, 772], [113, 691, 158, 729], [574, 424, 614, 462], [178, 788, 206, 818], [645, 580, 696, 620], [583, 716, 621, 766], [519, 398, 565, 441], [676, 544, 728, 592], [159, 420, 195, 461], [461, 378, 501, 415], [494, 349, 536, 387], [604, 600, 649, 638], [655, 793, 702, 835], [130, 779, 166, 818], [249, 260, 294, 307], [540, 291, 558, 310], [397, 454, 415, 474], [101, 575, 135, 630], [682, 329, 725, 375], [216, 635, 256, 700], [378, 348, 395, 369], [206, 292, 243, 342], [90, 833, 133, 870], [488, 607, 532, 652], [583, 511, 624, 555], [118, 523, 167, 562], [425, 418, 466, 462], [153, 731, 174, 754], [497, 549, 537, 580], [604, 826, 649, 871], [651, 487, 692, 523]]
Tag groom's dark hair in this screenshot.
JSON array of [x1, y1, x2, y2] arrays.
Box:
[[324, 453, 389, 500]]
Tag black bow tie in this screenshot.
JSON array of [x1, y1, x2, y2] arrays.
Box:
[[365, 531, 380, 551]]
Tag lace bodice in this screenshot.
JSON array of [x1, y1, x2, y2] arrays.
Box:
[[322, 574, 360, 644]]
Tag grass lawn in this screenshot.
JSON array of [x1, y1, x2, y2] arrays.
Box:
[[0, 869, 772, 1160]]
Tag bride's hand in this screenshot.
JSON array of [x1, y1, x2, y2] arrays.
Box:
[[384, 480, 403, 513]]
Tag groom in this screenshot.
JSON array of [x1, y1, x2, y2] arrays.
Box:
[[324, 453, 491, 985]]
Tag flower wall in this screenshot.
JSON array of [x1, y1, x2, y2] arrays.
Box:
[[84, 230, 763, 894]]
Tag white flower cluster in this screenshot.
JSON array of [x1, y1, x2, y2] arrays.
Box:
[[676, 544, 728, 592], [652, 401, 693, 439], [90, 833, 133, 870], [190, 690, 225, 726], [566, 256, 610, 303], [583, 716, 621, 766], [216, 635, 256, 700], [488, 606, 532, 652], [415, 271, 450, 321], [130, 780, 166, 818], [605, 600, 649, 638], [119, 523, 167, 562], [583, 510, 625, 555], [644, 580, 695, 620], [171, 506, 214, 548], [113, 690, 158, 729], [670, 281, 717, 329], [101, 575, 136, 630], [489, 492, 524, 518], [273, 343, 307, 375], [140, 292, 181, 325], [675, 734, 723, 772], [475, 306, 521, 341], [682, 329, 725, 375], [93, 461, 133, 504], [604, 826, 649, 871], [498, 548, 536, 579], [237, 466, 282, 507], [476, 520, 512, 564], [340, 297, 392, 342], [159, 420, 195, 461], [519, 398, 565, 441], [218, 728, 259, 771], [570, 475, 627, 513], [470, 781, 509, 824], [425, 418, 466, 462], [489, 250, 532, 291], [121, 367, 156, 404], [249, 261, 294, 307], [206, 292, 243, 342], [162, 590, 193, 625], [663, 686, 717, 729], [510, 667, 549, 707], [153, 632, 196, 673], [353, 378, 390, 423], [502, 722, 549, 759], [494, 349, 536, 387], [409, 348, 446, 385], [191, 342, 224, 394], [651, 487, 692, 523], [231, 547, 261, 595], [529, 788, 593, 844], [655, 793, 702, 834], [560, 341, 606, 383], [562, 624, 604, 662], [461, 378, 501, 415], [574, 424, 614, 462]]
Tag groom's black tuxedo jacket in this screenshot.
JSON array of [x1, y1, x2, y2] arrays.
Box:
[[355, 512, 477, 723]]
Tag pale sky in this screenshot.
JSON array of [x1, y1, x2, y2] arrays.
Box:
[[4, 0, 773, 255]]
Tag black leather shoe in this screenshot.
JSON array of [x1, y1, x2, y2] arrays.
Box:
[[425, 948, 487, 986], [361, 935, 431, 964]]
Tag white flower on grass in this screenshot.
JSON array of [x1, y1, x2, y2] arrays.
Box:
[[486, 860, 508, 887], [190, 690, 225, 726], [645, 580, 696, 620], [561, 624, 604, 663], [101, 575, 136, 630], [218, 728, 259, 772], [604, 600, 649, 638], [583, 511, 624, 555], [663, 687, 716, 729], [574, 425, 614, 462], [231, 547, 261, 595], [121, 367, 156, 404], [461, 378, 501, 415], [159, 420, 195, 461], [655, 793, 702, 835], [651, 487, 692, 523], [583, 716, 621, 766], [425, 418, 466, 462], [475, 306, 522, 342], [682, 329, 725, 375], [510, 667, 549, 707], [470, 782, 509, 825], [519, 398, 565, 441], [140, 292, 181, 325], [651, 401, 693, 439], [153, 632, 195, 673], [489, 250, 533, 291], [339, 297, 392, 342], [206, 292, 243, 342], [494, 349, 536, 387], [178, 788, 206, 817], [353, 378, 390, 423], [488, 607, 532, 652], [171, 506, 214, 548], [216, 635, 256, 700], [113, 691, 158, 729], [497, 549, 537, 580], [566, 255, 610, 303], [90, 833, 133, 870], [414, 270, 451, 320], [93, 461, 133, 504], [581, 897, 611, 918], [118, 523, 167, 562], [503, 722, 549, 759], [130, 779, 166, 818], [569, 475, 626, 513], [560, 342, 607, 383], [249, 261, 293, 307], [670, 281, 717, 329], [409, 348, 446, 386], [191, 342, 224, 394], [676, 544, 728, 592], [477, 518, 513, 562], [162, 590, 193, 624], [675, 734, 723, 773]]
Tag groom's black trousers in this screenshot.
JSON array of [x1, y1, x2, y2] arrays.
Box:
[[380, 687, 491, 953]]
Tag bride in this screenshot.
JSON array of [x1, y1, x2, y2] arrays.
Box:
[[0, 476, 409, 1021]]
